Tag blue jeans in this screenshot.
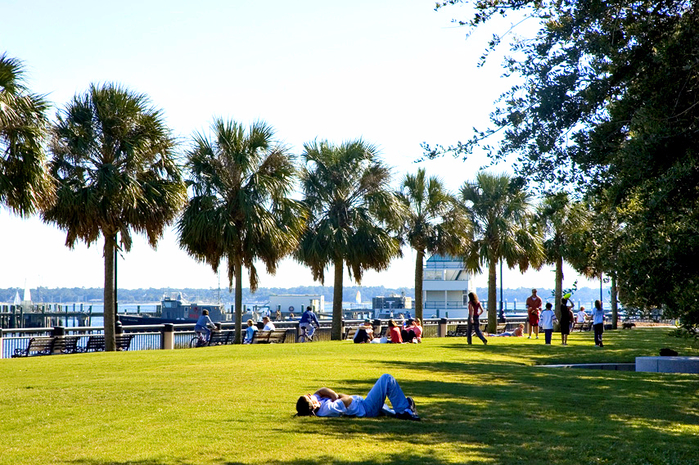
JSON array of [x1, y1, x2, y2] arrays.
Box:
[[300, 323, 316, 339], [468, 317, 487, 344], [195, 325, 211, 341], [359, 374, 410, 417], [544, 329, 553, 344]]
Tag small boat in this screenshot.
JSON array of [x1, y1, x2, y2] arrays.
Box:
[[118, 293, 229, 325]]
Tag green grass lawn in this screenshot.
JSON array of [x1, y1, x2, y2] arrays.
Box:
[[1, 328, 697, 465]]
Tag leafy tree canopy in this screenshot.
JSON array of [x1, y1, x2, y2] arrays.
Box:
[[430, 0, 699, 334]]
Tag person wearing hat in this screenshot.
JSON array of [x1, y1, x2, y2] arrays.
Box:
[[295, 373, 420, 421], [353, 319, 374, 343]]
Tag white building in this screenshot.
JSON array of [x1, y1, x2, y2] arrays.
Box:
[[422, 254, 471, 319], [269, 294, 324, 317]]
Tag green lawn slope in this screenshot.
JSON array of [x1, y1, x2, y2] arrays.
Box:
[[1, 328, 697, 465]]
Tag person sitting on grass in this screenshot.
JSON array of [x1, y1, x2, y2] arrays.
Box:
[[401, 318, 421, 343], [353, 320, 374, 343], [493, 323, 525, 337], [243, 319, 258, 344], [388, 319, 403, 343], [295, 373, 420, 421]]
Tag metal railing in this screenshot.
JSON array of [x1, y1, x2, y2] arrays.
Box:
[[1, 316, 534, 358]]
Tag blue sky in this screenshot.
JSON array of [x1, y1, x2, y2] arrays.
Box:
[[0, 1, 602, 293]]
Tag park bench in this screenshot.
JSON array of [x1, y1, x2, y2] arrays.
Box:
[[251, 329, 287, 344], [268, 329, 287, 344], [12, 337, 56, 357], [573, 321, 592, 332], [496, 323, 507, 334], [53, 335, 80, 354], [79, 334, 133, 352], [447, 324, 469, 337], [344, 327, 358, 340], [207, 330, 232, 346]]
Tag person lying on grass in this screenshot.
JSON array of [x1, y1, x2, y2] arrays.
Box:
[[295, 374, 420, 421]]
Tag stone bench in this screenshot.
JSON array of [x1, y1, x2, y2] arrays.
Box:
[[636, 356, 699, 374]]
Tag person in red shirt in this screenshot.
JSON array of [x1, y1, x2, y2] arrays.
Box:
[[388, 319, 403, 343], [526, 289, 543, 339]]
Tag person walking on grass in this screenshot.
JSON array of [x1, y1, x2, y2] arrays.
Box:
[[526, 289, 542, 339], [295, 373, 420, 421], [592, 300, 605, 347], [540, 302, 556, 345], [467, 292, 488, 345], [559, 297, 574, 345]]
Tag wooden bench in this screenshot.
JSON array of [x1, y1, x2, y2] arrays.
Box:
[[54, 335, 80, 354], [344, 327, 359, 340], [12, 337, 55, 357], [79, 334, 133, 352], [207, 330, 232, 346], [496, 323, 507, 334], [268, 329, 287, 344], [251, 329, 287, 344], [447, 324, 469, 337], [573, 321, 592, 332]]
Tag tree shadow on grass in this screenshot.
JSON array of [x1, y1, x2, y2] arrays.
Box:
[[277, 359, 699, 465]]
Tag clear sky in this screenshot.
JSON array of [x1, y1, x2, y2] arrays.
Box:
[[0, 0, 602, 293]]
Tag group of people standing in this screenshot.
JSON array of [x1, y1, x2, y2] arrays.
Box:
[[526, 289, 606, 346]]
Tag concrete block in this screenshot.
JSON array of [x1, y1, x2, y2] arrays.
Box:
[[636, 356, 699, 374]]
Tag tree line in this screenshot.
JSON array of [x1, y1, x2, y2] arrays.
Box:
[[0, 285, 613, 308], [425, 1, 698, 339], [4, 11, 696, 349]]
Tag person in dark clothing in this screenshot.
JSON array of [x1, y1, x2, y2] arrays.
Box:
[[467, 292, 488, 345], [559, 297, 574, 345]]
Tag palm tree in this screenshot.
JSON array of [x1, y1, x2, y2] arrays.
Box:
[[537, 192, 591, 318], [460, 172, 544, 333], [297, 139, 403, 340], [178, 118, 305, 344], [44, 83, 186, 351], [398, 168, 471, 321], [0, 53, 53, 215]]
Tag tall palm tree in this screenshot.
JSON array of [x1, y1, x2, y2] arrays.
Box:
[[460, 172, 544, 333], [0, 53, 53, 215], [297, 139, 403, 340], [398, 168, 471, 321], [537, 192, 591, 318], [44, 83, 186, 351], [178, 118, 305, 344]]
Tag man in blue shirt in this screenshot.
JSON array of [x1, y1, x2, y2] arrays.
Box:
[[194, 310, 216, 342], [295, 374, 420, 421], [299, 306, 320, 340]]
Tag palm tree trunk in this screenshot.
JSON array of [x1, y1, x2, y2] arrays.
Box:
[[611, 273, 618, 329], [332, 257, 343, 341], [554, 255, 563, 320], [414, 249, 424, 322], [103, 234, 116, 352], [234, 260, 243, 344], [487, 257, 497, 333]]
